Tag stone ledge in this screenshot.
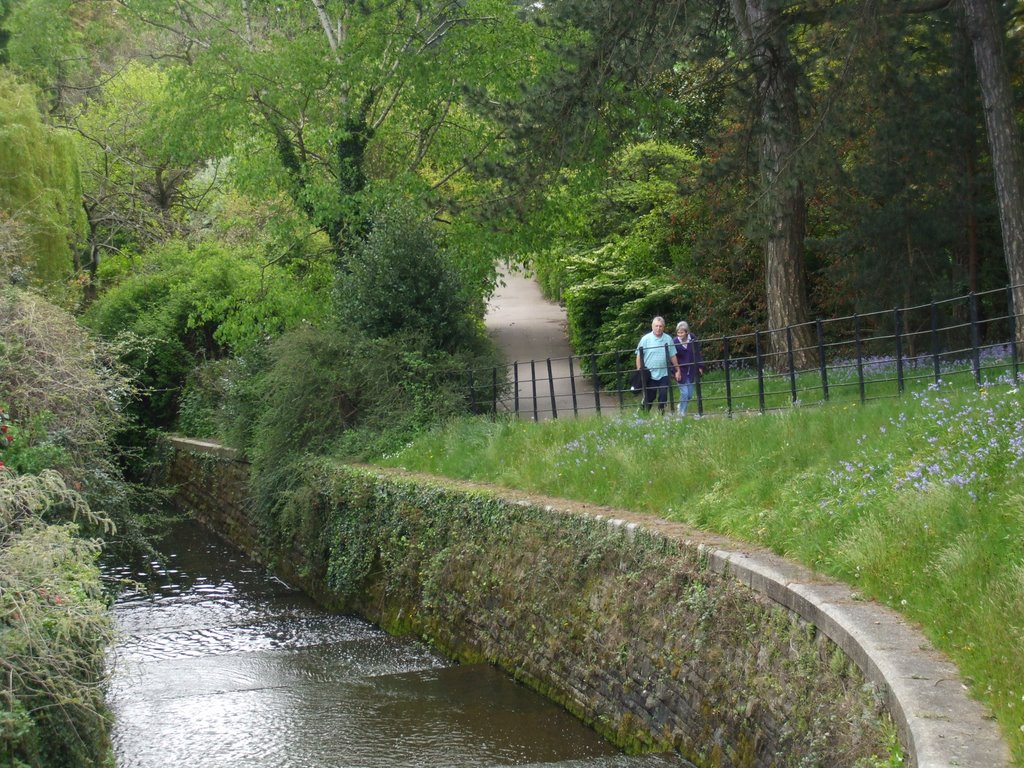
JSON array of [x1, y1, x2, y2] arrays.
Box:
[[562, 501, 1011, 768], [390, 471, 1014, 768], [167, 435, 243, 461], [705, 548, 1011, 768]]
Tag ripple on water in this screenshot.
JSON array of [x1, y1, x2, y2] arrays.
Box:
[[106, 520, 694, 768]]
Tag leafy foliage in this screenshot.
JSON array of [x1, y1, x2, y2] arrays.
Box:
[[0, 0, 126, 111], [71, 60, 216, 280], [532, 141, 759, 372], [117, 0, 537, 267], [0, 469, 113, 768], [83, 237, 332, 429], [240, 315, 501, 542], [0, 287, 125, 766], [0, 287, 128, 489], [335, 203, 480, 354], [220, 206, 503, 539], [0, 73, 85, 285]]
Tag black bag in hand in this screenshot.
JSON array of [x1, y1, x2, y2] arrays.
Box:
[[629, 368, 651, 394]]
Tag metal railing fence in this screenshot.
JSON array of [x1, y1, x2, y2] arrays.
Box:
[[464, 283, 1023, 421]]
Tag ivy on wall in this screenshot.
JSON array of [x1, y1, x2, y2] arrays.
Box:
[[251, 460, 896, 767]]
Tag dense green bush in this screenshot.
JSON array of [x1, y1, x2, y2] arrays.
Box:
[[529, 140, 762, 375], [228, 204, 503, 540], [0, 287, 127, 767], [0, 471, 113, 768], [335, 202, 480, 353], [84, 237, 331, 429], [0, 288, 134, 520], [240, 321, 501, 538], [0, 74, 86, 286]]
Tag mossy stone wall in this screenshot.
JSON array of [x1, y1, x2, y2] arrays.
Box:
[[164, 437, 893, 768]]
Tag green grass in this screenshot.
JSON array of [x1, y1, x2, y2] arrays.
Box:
[[377, 375, 1024, 764]]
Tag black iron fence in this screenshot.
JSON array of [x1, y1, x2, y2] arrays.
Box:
[[466, 283, 1023, 421]]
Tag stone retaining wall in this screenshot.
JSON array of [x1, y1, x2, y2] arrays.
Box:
[[163, 438, 260, 559], [162, 436, 1011, 768]]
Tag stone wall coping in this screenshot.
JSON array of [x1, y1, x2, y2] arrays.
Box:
[[167, 435, 242, 461], [709, 549, 1010, 768], [573, 507, 1012, 768]]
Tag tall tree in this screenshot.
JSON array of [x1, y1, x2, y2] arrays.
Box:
[[507, 0, 823, 364], [959, 0, 1024, 341], [117, 0, 535, 268], [70, 61, 214, 293], [809, 8, 1001, 318], [1, 0, 128, 111], [0, 73, 85, 284], [729, 0, 815, 364]]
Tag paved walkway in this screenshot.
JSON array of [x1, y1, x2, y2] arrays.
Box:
[[485, 268, 619, 418]]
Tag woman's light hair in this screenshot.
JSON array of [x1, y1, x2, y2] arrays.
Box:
[[676, 321, 689, 331]]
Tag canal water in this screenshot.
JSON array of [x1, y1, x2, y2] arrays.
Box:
[[104, 519, 691, 768]]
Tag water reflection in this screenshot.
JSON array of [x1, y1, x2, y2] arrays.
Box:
[[105, 520, 690, 768]]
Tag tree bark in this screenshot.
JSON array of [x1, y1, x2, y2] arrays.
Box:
[[960, 0, 1024, 343], [730, 0, 817, 369]]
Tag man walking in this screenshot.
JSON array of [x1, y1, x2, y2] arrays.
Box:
[[635, 316, 681, 413]]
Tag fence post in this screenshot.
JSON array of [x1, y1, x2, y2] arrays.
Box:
[[893, 308, 905, 395], [969, 292, 981, 385], [816, 319, 829, 401], [786, 326, 797, 404], [723, 336, 733, 415], [568, 356, 579, 416], [492, 366, 498, 414], [468, 368, 477, 413], [546, 358, 558, 419], [664, 343, 676, 412], [530, 360, 539, 421], [755, 331, 766, 413], [513, 361, 520, 417], [930, 301, 941, 383], [1009, 285, 1020, 380], [854, 314, 865, 403], [615, 350, 625, 410], [591, 353, 602, 415]]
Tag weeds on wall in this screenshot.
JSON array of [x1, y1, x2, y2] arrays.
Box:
[[259, 462, 898, 767]]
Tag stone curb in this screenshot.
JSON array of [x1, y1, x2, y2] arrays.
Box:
[[711, 548, 1011, 768], [591, 513, 1011, 768], [168, 435, 242, 461]]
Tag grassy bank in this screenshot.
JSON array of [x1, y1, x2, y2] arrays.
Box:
[[378, 375, 1024, 763]]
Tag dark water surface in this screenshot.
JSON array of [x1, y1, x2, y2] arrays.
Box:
[[104, 520, 689, 768]]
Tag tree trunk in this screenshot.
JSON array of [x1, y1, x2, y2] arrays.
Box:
[[730, 0, 817, 369], [963, 149, 981, 293], [960, 0, 1024, 344]]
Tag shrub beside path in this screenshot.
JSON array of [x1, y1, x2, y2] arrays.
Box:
[[480, 268, 1014, 767]]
